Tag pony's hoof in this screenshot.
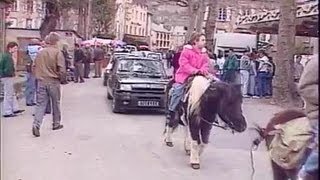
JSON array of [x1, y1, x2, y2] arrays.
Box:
[[185, 150, 191, 156], [191, 163, 200, 169], [166, 142, 174, 147]]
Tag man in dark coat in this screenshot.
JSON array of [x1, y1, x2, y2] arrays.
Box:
[[74, 43, 85, 83]]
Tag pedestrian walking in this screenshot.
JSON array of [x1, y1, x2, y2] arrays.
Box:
[[247, 53, 258, 97], [74, 44, 85, 83], [239, 52, 251, 97], [222, 49, 239, 83], [32, 32, 66, 137], [294, 55, 304, 82], [0, 42, 25, 118], [83, 45, 92, 78], [93, 45, 104, 78], [25, 39, 42, 106]]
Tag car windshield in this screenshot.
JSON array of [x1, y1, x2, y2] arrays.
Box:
[[117, 59, 164, 76], [114, 53, 129, 59]]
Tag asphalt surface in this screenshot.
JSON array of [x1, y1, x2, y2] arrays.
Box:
[[1, 77, 283, 180]]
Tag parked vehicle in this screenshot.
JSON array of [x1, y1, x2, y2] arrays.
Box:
[[105, 56, 169, 113], [103, 52, 131, 86]]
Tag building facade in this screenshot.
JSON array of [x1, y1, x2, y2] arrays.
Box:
[[171, 25, 187, 49], [6, 0, 45, 29], [150, 23, 171, 50], [115, 0, 151, 46]]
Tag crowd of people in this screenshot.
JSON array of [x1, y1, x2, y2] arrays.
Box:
[[168, 44, 307, 100], [0, 31, 317, 178]]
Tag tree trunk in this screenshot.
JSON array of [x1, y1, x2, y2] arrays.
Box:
[[77, 0, 86, 37], [205, 0, 217, 53], [185, 0, 198, 42], [39, 1, 60, 39], [273, 0, 301, 107], [195, 0, 205, 33]]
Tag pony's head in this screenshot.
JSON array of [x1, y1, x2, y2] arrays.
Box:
[[250, 109, 307, 148], [208, 82, 247, 132]]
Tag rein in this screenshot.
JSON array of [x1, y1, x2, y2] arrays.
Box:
[[200, 117, 235, 134]]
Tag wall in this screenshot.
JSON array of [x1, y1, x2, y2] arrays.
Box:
[[6, 0, 44, 29]]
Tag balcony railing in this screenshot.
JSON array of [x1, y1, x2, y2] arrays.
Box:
[[236, 1, 318, 25]]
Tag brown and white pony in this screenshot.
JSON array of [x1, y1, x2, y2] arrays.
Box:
[[251, 109, 318, 180], [164, 75, 247, 169]]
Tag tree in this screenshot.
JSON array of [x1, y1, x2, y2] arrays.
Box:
[[39, 0, 76, 39], [273, 0, 301, 107], [91, 0, 117, 38], [204, 0, 218, 53]]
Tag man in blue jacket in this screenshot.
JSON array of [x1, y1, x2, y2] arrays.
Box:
[[25, 39, 42, 106]]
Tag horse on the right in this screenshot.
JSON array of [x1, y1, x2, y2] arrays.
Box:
[[252, 109, 318, 180]]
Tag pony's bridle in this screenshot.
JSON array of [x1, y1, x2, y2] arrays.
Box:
[[199, 116, 235, 134]]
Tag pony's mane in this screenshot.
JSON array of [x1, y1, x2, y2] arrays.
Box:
[[264, 109, 306, 137], [186, 76, 211, 120]]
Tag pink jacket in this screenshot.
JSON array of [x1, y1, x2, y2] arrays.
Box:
[[174, 46, 209, 84]]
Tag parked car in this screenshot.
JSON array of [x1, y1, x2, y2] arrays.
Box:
[[105, 56, 170, 113], [103, 52, 131, 86]]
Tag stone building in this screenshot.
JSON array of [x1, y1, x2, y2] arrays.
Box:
[[150, 23, 171, 50]]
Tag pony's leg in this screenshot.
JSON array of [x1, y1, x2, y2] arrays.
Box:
[[190, 140, 200, 169], [164, 125, 174, 147], [271, 160, 289, 180], [199, 122, 213, 155], [184, 125, 191, 155], [189, 118, 201, 169]]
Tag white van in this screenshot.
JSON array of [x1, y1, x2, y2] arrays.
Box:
[[214, 33, 257, 57]]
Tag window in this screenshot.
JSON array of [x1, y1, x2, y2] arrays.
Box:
[[134, 27, 137, 35], [143, 14, 146, 22], [135, 11, 138, 19], [125, 25, 128, 33], [138, 27, 141, 35], [244, 9, 251, 16], [129, 26, 132, 34], [9, 18, 17, 27], [217, 8, 227, 21], [26, 19, 32, 29], [26, 0, 34, 13], [140, 12, 142, 20], [156, 33, 159, 39], [11, 0, 18, 11], [142, 29, 145, 36]]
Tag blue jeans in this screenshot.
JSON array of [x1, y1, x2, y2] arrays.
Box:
[[257, 72, 268, 97], [266, 74, 273, 96], [301, 120, 319, 174], [25, 73, 36, 105], [168, 83, 186, 112]]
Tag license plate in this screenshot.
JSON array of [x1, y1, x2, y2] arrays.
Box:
[[138, 101, 159, 107]]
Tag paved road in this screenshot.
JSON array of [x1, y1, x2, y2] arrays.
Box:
[[1, 78, 282, 180]]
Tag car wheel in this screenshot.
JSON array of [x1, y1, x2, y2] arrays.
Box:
[[112, 96, 123, 113]]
